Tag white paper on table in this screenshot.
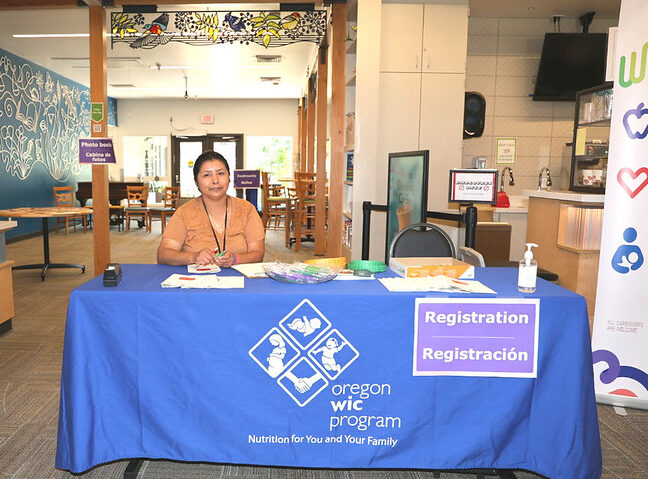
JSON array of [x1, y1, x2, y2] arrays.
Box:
[[333, 270, 375, 280], [231, 262, 270, 278], [378, 275, 497, 294], [188, 264, 221, 274], [161, 274, 244, 289]]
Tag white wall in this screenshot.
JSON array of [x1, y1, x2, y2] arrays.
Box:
[[463, 16, 618, 193], [109, 98, 298, 182]]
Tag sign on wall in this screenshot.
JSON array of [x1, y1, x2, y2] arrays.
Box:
[[78, 138, 116, 164], [496, 138, 517, 164]]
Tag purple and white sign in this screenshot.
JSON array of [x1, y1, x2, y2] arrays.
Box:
[[78, 138, 116, 164], [234, 170, 261, 189], [414, 298, 539, 377]]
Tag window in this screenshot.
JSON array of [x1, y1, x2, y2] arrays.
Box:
[[123, 136, 168, 178], [246, 136, 293, 181]]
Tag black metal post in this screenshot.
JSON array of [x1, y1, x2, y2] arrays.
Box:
[[361, 201, 372, 260], [464, 204, 478, 249]]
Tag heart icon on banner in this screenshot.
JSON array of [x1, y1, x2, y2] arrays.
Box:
[[617, 167, 648, 198]]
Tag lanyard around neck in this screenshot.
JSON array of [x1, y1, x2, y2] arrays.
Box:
[[201, 196, 228, 253]]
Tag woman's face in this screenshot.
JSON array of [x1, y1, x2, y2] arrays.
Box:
[[196, 159, 229, 201]]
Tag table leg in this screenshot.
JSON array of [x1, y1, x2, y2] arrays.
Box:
[[123, 459, 144, 479], [12, 217, 85, 281]]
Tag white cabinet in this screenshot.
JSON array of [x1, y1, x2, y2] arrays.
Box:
[[422, 4, 468, 73], [380, 3, 468, 74], [380, 4, 423, 72], [419, 73, 466, 209]]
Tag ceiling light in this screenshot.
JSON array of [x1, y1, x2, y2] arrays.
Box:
[[13, 33, 89, 38], [110, 83, 136, 88]]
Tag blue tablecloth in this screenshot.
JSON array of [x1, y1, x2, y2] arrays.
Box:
[[56, 266, 601, 478]]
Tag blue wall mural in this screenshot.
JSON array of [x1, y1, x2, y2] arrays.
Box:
[[0, 47, 117, 239]]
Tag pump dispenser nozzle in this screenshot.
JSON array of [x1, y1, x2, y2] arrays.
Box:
[[524, 243, 538, 265]]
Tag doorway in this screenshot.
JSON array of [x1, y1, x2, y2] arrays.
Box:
[[171, 134, 244, 199]]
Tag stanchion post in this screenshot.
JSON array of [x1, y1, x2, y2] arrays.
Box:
[[464, 204, 478, 249]]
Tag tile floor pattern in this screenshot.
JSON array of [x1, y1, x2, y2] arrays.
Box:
[[1, 224, 647, 478]]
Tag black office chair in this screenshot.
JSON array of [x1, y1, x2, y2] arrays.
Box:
[[389, 222, 456, 259]]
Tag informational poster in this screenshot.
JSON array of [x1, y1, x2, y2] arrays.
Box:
[[385, 151, 429, 261], [591, 0, 648, 409], [448, 169, 498, 204], [413, 298, 539, 377], [78, 138, 116, 164], [496, 138, 517, 164]]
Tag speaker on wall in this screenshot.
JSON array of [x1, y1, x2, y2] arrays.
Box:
[[463, 92, 486, 139]]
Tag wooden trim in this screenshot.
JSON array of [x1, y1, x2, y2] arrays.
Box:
[[296, 103, 303, 173], [89, 6, 110, 276], [300, 98, 308, 172], [315, 46, 328, 255], [306, 79, 316, 173], [327, 2, 345, 258]]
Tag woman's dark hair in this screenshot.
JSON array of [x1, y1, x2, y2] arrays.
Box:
[[193, 151, 230, 181]]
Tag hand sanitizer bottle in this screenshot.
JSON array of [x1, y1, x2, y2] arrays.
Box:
[[518, 243, 538, 293]]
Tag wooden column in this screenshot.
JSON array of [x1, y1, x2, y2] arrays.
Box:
[[327, 3, 345, 257], [300, 96, 308, 172], [315, 46, 328, 255], [89, 6, 110, 276], [296, 101, 303, 173], [306, 77, 316, 173]]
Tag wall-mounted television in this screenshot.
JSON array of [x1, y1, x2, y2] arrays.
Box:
[[533, 33, 608, 101]]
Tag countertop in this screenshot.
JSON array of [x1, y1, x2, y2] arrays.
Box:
[[523, 189, 605, 203], [0, 221, 18, 233]]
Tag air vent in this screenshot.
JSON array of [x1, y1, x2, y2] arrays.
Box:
[[110, 83, 136, 88], [260, 76, 281, 83], [256, 55, 282, 63]]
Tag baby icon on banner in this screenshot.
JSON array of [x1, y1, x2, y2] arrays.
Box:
[[249, 299, 360, 407], [611, 227, 644, 274]]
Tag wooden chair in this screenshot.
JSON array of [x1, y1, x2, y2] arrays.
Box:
[[292, 177, 319, 252], [284, 186, 298, 247], [261, 172, 290, 231], [53, 186, 87, 234], [147, 186, 179, 233], [124, 185, 149, 232]]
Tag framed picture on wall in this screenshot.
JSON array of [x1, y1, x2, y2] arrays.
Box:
[[385, 150, 429, 261]]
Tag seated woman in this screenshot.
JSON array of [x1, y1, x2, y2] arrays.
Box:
[[157, 151, 265, 267]]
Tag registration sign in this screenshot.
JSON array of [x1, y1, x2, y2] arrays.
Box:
[[413, 298, 539, 377]]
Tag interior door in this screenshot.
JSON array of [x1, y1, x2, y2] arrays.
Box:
[[172, 134, 244, 199]]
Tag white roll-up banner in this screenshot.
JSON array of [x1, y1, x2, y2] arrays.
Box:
[[592, 0, 648, 409]]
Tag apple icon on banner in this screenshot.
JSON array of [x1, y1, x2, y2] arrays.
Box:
[[623, 103, 648, 139]]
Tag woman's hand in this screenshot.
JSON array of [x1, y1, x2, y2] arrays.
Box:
[[193, 248, 220, 265], [214, 251, 235, 268]]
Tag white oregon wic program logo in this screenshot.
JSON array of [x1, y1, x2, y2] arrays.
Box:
[[249, 299, 360, 407]]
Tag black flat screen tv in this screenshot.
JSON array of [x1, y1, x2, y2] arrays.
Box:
[[533, 33, 608, 101]]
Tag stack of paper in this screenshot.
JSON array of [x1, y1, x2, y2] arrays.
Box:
[[231, 262, 271, 278], [161, 274, 244, 289], [188, 264, 221, 274], [378, 275, 496, 294]]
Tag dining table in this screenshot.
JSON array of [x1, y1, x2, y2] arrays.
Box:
[[0, 206, 93, 280]]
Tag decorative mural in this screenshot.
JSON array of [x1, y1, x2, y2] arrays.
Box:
[[0, 47, 117, 239], [111, 10, 327, 49], [0, 53, 89, 182]]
